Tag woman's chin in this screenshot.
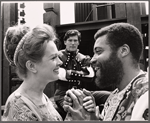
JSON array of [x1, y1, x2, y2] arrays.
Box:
[[52, 76, 59, 82]]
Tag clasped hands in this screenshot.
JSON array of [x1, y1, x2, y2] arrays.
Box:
[[63, 88, 102, 121]]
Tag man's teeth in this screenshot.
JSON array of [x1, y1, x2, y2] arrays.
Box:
[[95, 67, 100, 71]]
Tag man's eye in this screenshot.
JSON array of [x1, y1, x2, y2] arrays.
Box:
[[52, 56, 57, 60], [96, 51, 102, 55]]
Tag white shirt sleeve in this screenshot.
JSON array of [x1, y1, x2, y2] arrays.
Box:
[[130, 91, 148, 121]]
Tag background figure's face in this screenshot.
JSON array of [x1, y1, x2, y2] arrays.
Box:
[[35, 41, 62, 83], [64, 35, 79, 52], [91, 35, 124, 90]]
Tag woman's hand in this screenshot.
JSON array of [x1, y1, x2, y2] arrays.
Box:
[[63, 88, 98, 120]]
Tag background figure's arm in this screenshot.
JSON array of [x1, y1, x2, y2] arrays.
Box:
[[58, 67, 68, 81], [72, 54, 95, 82], [70, 66, 95, 82], [58, 66, 95, 82], [58, 52, 95, 82]]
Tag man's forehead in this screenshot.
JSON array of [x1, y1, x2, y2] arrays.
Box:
[[94, 38, 104, 48], [93, 37, 109, 51], [67, 35, 78, 39]]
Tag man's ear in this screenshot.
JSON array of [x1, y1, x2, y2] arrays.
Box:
[[119, 44, 130, 57], [26, 60, 37, 73]]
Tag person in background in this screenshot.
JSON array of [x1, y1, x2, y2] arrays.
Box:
[[2, 24, 63, 121], [63, 23, 149, 121], [54, 29, 95, 119]]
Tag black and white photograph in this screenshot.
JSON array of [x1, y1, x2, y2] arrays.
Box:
[[0, 1, 149, 121]]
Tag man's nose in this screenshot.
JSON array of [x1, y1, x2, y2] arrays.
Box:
[[71, 41, 75, 44], [90, 55, 97, 65]]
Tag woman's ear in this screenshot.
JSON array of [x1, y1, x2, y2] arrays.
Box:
[[26, 60, 37, 73], [119, 44, 130, 57]]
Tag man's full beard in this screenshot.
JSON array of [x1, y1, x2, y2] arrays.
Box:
[[95, 52, 124, 91]]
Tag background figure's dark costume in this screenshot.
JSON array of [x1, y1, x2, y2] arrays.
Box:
[[54, 49, 95, 119]]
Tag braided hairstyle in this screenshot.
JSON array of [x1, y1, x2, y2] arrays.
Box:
[[3, 24, 57, 79], [3, 24, 30, 66]]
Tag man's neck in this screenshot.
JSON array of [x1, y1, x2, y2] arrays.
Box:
[[66, 49, 78, 53], [118, 66, 141, 91], [65, 49, 79, 56]]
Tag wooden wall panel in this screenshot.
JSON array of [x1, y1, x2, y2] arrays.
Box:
[[97, 3, 108, 20], [126, 3, 145, 70], [126, 3, 141, 31], [2, 3, 11, 105], [1, 3, 18, 105], [115, 3, 126, 18], [140, 3, 146, 15], [43, 3, 60, 27], [75, 3, 92, 22]]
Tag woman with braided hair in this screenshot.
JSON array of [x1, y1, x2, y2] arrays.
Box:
[[2, 24, 63, 121]]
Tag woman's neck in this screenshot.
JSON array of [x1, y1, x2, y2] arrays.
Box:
[[16, 78, 47, 105]]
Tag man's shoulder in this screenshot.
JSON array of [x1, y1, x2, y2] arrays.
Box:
[[77, 52, 86, 59], [133, 71, 148, 86], [58, 50, 65, 57], [132, 71, 148, 97], [58, 49, 65, 53]]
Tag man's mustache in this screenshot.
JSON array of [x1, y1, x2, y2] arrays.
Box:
[[91, 61, 101, 72]]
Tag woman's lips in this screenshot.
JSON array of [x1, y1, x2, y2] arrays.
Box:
[[54, 68, 59, 74]]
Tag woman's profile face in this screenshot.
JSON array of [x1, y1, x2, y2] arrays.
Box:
[[35, 41, 62, 83]]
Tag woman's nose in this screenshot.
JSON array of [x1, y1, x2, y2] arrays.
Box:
[[58, 57, 63, 66]]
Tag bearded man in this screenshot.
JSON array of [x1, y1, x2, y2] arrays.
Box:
[[63, 23, 148, 121]]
